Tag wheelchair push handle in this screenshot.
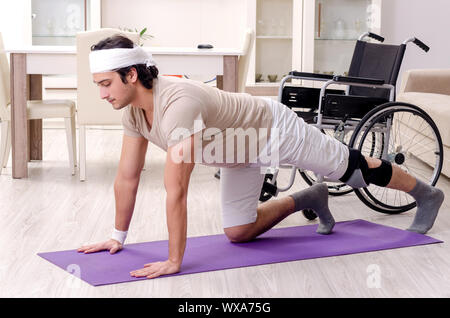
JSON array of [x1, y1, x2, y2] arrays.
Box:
[[403, 37, 430, 52], [368, 32, 385, 42], [358, 32, 384, 42], [413, 38, 430, 52]]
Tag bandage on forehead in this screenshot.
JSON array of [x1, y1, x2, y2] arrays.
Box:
[[89, 45, 156, 73]]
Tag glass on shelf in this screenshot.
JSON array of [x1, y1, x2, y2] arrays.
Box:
[[278, 17, 288, 36], [257, 19, 267, 36], [354, 18, 363, 36], [332, 19, 346, 39], [269, 18, 278, 36]]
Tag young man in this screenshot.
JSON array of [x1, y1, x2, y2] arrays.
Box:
[[78, 35, 444, 279]]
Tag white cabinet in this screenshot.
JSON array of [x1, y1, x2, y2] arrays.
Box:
[[246, 0, 382, 91]]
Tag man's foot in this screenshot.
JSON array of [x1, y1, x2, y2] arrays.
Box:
[[290, 183, 335, 234], [407, 179, 444, 234]]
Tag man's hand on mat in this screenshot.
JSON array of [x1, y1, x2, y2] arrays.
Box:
[[130, 259, 181, 279], [77, 239, 123, 254]]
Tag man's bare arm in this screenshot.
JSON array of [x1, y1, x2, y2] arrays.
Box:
[[78, 134, 148, 254], [164, 137, 195, 266], [130, 135, 195, 278], [114, 135, 148, 231]]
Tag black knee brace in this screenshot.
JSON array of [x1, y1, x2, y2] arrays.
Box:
[[340, 149, 393, 188]]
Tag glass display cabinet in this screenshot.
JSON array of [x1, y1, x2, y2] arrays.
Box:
[[31, 0, 101, 45]]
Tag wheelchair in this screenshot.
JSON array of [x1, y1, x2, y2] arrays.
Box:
[[259, 32, 444, 220]]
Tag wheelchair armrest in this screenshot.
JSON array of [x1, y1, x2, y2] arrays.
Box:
[[289, 71, 334, 80], [332, 75, 385, 86]]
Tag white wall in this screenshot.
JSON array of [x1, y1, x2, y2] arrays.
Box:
[[100, 0, 247, 48], [0, 0, 32, 49], [381, 0, 450, 85]]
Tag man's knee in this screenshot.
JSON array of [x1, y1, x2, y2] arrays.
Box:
[[339, 149, 393, 188], [224, 223, 255, 243]]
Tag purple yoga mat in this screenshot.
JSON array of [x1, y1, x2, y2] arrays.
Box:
[[38, 219, 442, 286]]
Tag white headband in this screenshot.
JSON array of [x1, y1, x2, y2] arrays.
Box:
[[89, 45, 157, 73]]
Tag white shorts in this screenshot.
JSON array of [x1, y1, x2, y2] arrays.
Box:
[[220, 98, 350, 228]]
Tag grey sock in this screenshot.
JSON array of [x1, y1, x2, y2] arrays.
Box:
[[407, 179, 444, 234], [289, 183, 335, 235]]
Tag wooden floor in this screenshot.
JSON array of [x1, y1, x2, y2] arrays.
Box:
[[1, 128, 450, 298]]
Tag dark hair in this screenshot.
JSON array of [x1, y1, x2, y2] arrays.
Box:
[[91, 34, 158, 89]]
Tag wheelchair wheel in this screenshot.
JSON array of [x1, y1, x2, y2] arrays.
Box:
[[302, 209, 318, 221], [349, 102, 444, 214], [299, 128, 354, 196]]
